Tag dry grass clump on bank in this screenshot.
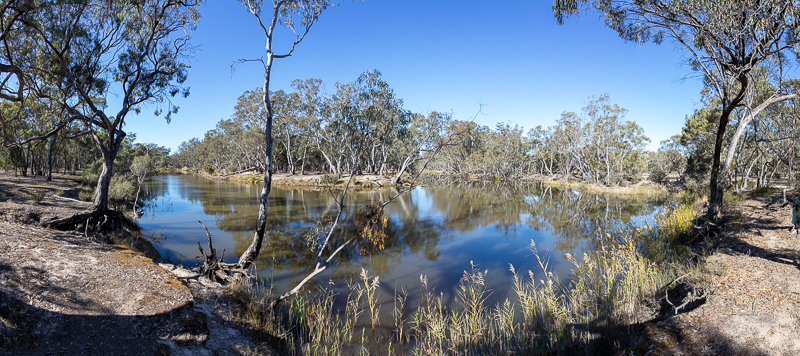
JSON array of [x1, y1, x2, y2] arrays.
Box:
[[227, 198, 701, 355], [541, 180, 669, 196]]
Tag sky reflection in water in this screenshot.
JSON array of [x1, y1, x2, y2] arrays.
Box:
[[139, 175, 670, 309]]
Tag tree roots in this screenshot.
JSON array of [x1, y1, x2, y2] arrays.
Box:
[[39, 208, 131, 235], [193, 221, 253, 284]]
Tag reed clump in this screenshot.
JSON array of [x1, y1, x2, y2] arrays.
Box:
[[230, 198, 700, 355]]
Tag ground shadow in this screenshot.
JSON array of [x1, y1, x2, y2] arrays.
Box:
[[0, 261, 206, 356]]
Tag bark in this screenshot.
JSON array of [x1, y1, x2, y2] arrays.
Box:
[[236, 54, 275, 272], [46, 133, 58, 181], [708, 75, 748, 220], [720, 93, 796, 184]]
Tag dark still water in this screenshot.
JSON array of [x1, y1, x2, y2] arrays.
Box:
[[139, 175, 670, 310]]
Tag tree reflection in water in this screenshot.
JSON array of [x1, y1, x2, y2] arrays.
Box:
[[139, 175, 668, 307]]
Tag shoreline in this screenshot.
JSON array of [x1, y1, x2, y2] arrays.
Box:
[[159, 167, 672, 195], [0, 172, 269, 355]]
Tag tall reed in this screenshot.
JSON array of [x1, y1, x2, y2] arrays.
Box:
[[230, 198, 698, 355]]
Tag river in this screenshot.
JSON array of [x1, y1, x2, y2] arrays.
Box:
[[138, 174, 669, 317]]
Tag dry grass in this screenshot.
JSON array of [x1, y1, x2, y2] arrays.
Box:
[[226, 197, 701, 355]]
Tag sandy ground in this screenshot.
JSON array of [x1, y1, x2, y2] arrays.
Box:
[[0, 172, 269, 355], [631, 194, 800, 355]]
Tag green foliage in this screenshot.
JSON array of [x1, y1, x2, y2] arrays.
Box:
[[79, 190, 94, 202], [81, 160, 104, 187], [680, 106, 718, 193], [54, 190, 64, 197], [203, 164, 215, 175], [649, 167, 667, 184], [109, 175, 136, 202], [319, 174, 338, 185], [30, 191, 46, 203], [723, 191, 745, 206]]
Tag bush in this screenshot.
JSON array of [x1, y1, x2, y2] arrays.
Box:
[[54, 190, 64, 196], [30, 191, 46, 203], [723, 191, 745, 206], [320, 174, 339, 185], [81, 160, 103, 187], [79, 190, 94, 202], [649, 167, 667, 184], [203, 164, 215, 175], [752, 186, 778, 196], [109, 175, 136, 202]]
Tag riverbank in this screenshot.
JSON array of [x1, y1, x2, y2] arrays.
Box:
[[630, 191, 800, 354], [0, 172, 270, 355], [167, 166, 673, 196]]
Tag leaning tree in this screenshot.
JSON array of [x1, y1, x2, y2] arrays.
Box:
[[196, 0, 336, 281], [554, 0, 800, 220]]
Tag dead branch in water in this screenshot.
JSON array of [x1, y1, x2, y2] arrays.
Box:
[[193, 221, 251, 284]]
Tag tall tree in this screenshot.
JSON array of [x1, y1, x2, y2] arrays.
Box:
[[230, 0, 334, 275], [555, 0, 800, 219], [27, 0, 199, 226]]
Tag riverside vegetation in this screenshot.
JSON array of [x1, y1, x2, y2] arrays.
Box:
[[214, 194, 702, 355], [4, 0, 800, 354]]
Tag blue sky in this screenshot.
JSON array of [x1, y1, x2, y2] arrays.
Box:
[[122, 0, 704, 152]]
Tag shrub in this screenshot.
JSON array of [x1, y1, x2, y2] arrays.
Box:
[[203, 164, 215, 175], [109, 175, 136, 202], [54, 189, 64, 196], [649, 167, 667, 184], [723, 191, 745, 206], [320, 174, 339, 185], [81, 159, 103, 187], [30, 191, 46, 203], [752, 186, 778, 196], [79, 190, 94, 202]]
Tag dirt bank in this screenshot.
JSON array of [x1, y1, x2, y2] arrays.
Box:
[[630, 193, 800, 355], [0, 172, 270, 355]]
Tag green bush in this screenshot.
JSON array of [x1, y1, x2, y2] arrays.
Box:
[[30, 191, 46, 203], [109, 174, 136, 202], [751, 186, 778, 196], [81, 160, 103, 187], [54, 189, 64, 196], [649, 167, 667, 184], [203, 164, 215, 175], [320, 174, 339, 185], [723, 191, 745, 206], [79, 190, 94, 202]]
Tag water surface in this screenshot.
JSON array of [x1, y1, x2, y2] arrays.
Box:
[[139, 175, 669, 311]]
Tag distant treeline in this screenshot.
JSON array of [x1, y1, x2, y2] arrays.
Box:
[[173, 73, 678, 185]]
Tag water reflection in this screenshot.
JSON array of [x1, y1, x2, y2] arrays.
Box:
[[139, 175, 669, 311]]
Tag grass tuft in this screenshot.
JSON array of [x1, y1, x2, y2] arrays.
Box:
[[226, 196, 701, 354]]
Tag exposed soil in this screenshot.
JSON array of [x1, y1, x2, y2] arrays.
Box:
[[629, 193, 800, 355], [0, 172, 271, 355]]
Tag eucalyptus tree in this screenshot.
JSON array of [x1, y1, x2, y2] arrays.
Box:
[[291, 78, 325, 174], [24, 0, 199, 226], [555, 0, 800, 219], [209, 0, 335, 278], [722, 64, 797, 187], [394, 111, 451, 184]]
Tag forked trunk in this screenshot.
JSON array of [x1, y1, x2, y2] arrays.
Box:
[[708, 75, 748, 220]]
